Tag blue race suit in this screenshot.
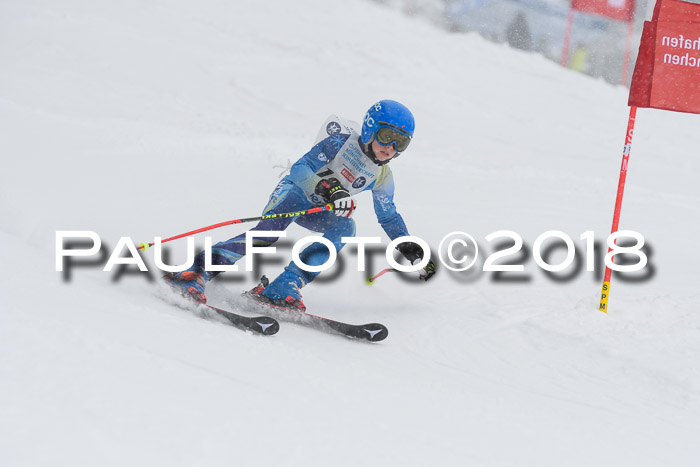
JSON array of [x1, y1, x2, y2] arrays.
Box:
[[195, 126, 409, 285]]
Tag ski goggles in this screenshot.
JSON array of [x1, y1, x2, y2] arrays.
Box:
[[375, 124, 412, 152]]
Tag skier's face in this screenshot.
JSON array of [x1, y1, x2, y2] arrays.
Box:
[[371, 140, 396, 162]]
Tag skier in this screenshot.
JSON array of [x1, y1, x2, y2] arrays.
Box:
[[164, 99, 436, 310]]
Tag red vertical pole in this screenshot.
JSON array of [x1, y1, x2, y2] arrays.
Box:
[[561, 9, 575, 67], [621, 20, 634, 85], [599, 106, 638, 313]]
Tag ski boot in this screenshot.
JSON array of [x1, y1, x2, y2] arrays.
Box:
[[248, 270, 306, 312], [163, 266, 208, 304]]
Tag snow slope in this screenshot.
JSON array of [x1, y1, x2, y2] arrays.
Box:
[[1, 0, 700, 465]]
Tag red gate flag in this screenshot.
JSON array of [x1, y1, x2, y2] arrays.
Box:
[[628, 0, 700, 114], [653, 0, 700, 21], [571, 0, 635, 22], [601, 0, 700, 312]]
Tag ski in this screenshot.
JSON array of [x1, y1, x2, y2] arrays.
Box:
[[160, 282, 280, 336], [241, 291, 388, 342], [202, 303, 280, 336]]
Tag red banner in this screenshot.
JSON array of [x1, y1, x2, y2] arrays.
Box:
[[628, 0, 700, 114], [653, 0, 700, 21], [571, 0, 635, 22]]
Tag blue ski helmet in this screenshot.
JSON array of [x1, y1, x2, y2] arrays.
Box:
[[361, 100, 415, 153]]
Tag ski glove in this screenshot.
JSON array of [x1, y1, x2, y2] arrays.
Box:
[[396, 241, 436, 281], [420, 260, 436, 281], [315, 177, 357, 218]]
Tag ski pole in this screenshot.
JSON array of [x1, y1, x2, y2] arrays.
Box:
[[137, 204, 334, 251], [366, 265, 434, 284], [366, 268, 398, 284]]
